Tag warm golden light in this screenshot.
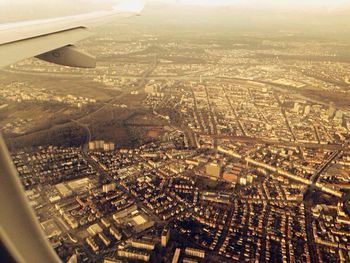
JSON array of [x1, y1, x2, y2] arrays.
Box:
[[174, 0, 349, 8], [113, 0, 145, 13]]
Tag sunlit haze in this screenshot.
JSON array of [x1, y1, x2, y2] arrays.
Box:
[[178, 0, 348, 7], [0, 0, 350, 23], [1, 0, 350, 263], [113, 0, 145, 13]]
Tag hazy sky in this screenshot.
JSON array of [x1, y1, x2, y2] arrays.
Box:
[[0, 0, 349, 23], [0, 0, 349, 9], [167, 0, 348, 7]]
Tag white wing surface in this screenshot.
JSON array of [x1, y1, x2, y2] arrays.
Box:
[[0, 0, 144, 68]]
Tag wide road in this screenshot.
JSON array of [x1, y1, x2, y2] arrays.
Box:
[[303, 144, 347, 198], [309, 150, 342, 184], [199, 134, 344, 151]]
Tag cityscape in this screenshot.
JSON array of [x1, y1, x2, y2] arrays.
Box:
[[1, 2, 350, 263]]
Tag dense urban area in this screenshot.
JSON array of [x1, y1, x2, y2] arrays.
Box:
[[1, 7, 350, 263]]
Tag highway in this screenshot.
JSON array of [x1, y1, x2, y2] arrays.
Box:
[[309, 150, 342, 184], [302, 143, 348, 198], [200, 134, 344, 151]]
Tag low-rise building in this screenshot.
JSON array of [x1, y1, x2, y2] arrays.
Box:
[[172, 248, 181, 263], [185, 247, 205, 258], [118, 248, 150, 262]]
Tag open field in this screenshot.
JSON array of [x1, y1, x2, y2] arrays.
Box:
[[0, 70, 121, 101]]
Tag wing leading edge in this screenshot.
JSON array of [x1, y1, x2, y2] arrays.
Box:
[[0, 0, 144, 68], [0, 135, 62, 263]]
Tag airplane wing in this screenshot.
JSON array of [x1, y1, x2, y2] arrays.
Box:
[[0, 1, 144, 263], [0, 0, 144, 68]]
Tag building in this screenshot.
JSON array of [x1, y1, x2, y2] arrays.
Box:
[[304, 105, 311, 116], [337, 215, 350, 225], [101, 218, 110, 228], [185, 159, 200, 166], [55, 183, 72, 198], [337, 202, 346, 217], [202, 192, 230, 204], [86, 237, 99, 252], [145, 84, 157, 94], [88, 142, 96, 151], [98, 232, 111, 246], [87, 223, 103, 236], [102, 182, 116, 193], [335, 110, 344, 125], [239, 177, 247, 185], [161, 228, 170, 247], [96, 140, 105, 149], [223, 172, 238, 183], [89, 140, 106, 150], [183, 258, 198, 263], [185, 247, 205, 258], [104, 142, 115, 151], [118, 248, 150, 262], [67, 254, 77, 263], [103, 258, 123, 263], [110, 226, 122, 241], [328, 105, 336, 119], [67, 177, 91, 192], [246, 174, 254, 184], [293, 102, 301, 113], [205, 162, 222, 178], [130, 239, 155, 251], [172, 248, 181, 263], [113, 204, 138, 220], [63, 213, 78, 229]]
